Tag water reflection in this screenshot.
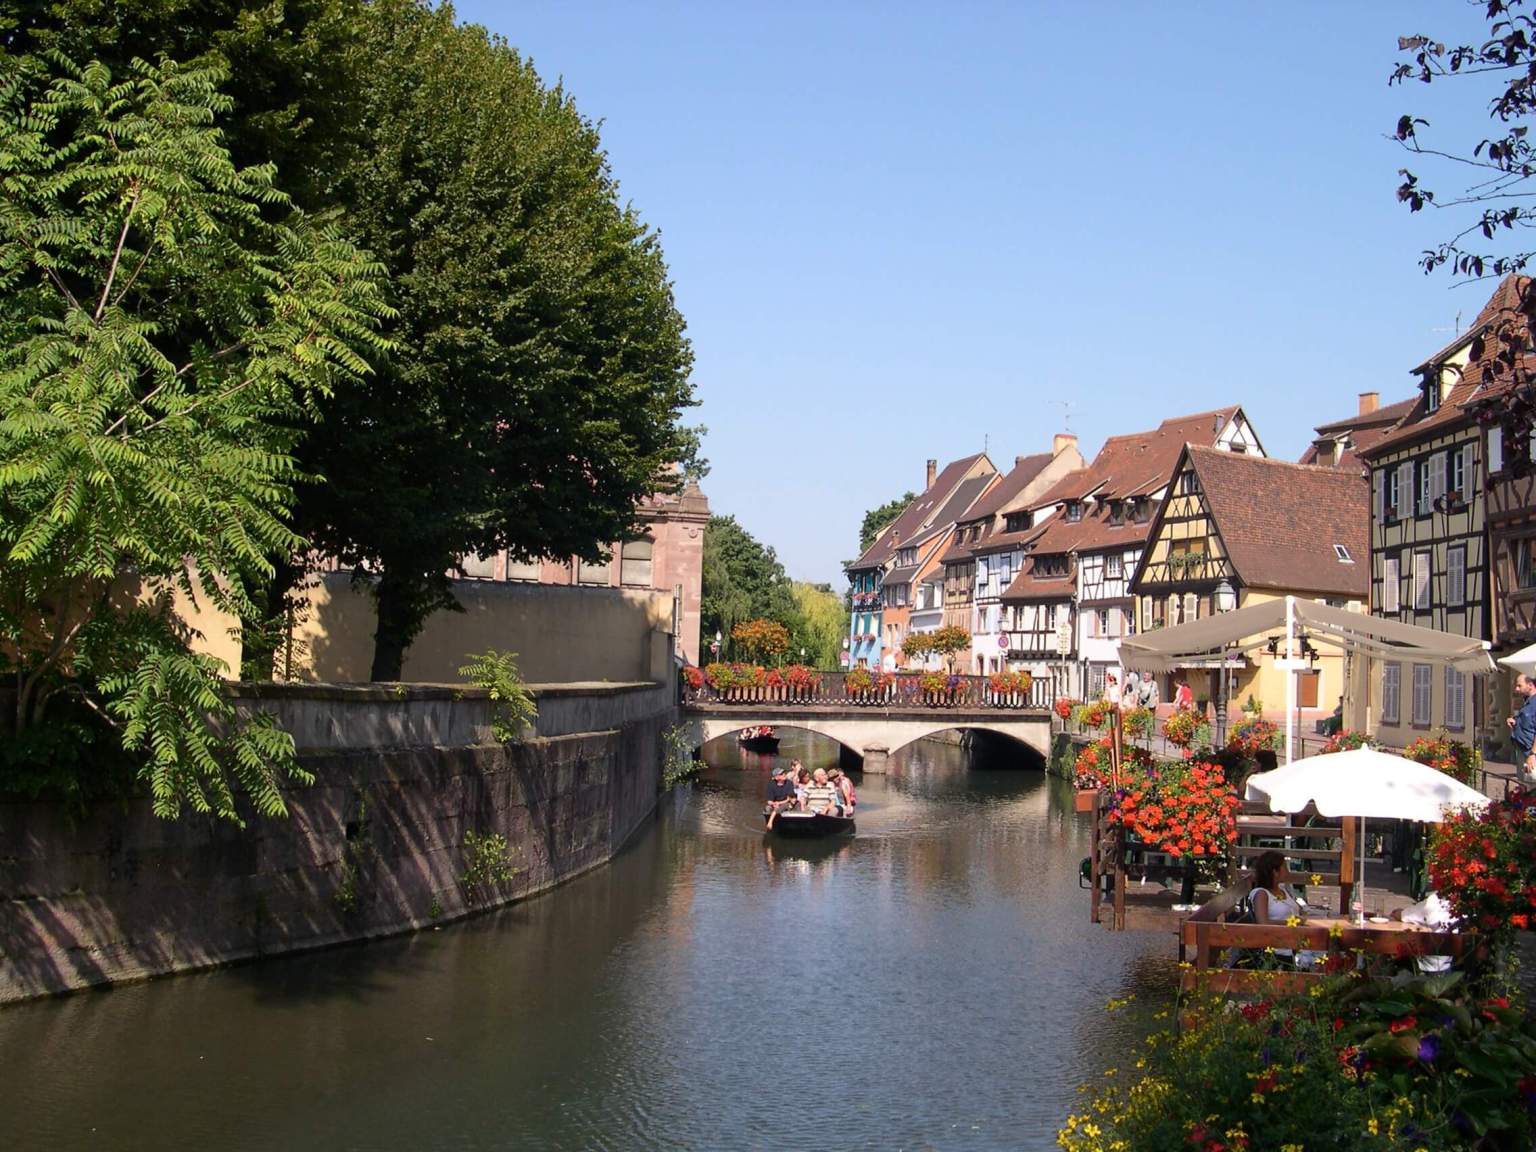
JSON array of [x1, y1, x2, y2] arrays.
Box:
[[0, 731, 1174, 1152]]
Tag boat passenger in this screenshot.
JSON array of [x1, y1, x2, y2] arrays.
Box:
[[829, 768, 856, 813], [794, 765, 811, 809], [765, 765, 797, 829], [803, 767, 840, 815]]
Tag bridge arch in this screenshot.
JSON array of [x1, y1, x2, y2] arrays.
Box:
[[886, 726, 1047, 771], [695, 722, 864, 761]]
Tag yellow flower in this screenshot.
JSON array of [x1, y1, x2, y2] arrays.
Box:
[[1281, 1145, 1305, 1152], [1328, 923, 1344, 939], [1285, 914, 1302, 928], [1367, 1117, 1379, 1136], [1310, 873, 1323, 886]]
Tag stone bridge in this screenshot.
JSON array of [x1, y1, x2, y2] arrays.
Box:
[[681, 703, 1053, 772]]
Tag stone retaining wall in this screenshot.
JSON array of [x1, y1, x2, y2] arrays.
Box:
[[0, 693, 673, 1004]]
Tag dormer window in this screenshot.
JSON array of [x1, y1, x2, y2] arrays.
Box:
[[1063, 500, 1082, 523], [1107, 500, 1124, 525], [1424, 371, 1443, 414]]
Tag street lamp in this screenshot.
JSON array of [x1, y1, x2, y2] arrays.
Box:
[[1215, 579, 1236, 614]]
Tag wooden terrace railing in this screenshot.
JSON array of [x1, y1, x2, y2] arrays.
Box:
[[683, 672, 1054, 711]]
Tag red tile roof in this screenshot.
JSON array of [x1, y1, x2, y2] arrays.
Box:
[[1300, 397, 1417, 470], [847, 454, 992, 570], [1182, 447, 1368, 598]]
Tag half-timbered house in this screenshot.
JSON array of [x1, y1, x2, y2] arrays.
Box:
[[1357, 278, 1525, 748], [1128, 447, 1368, 719], [844, 454, 996, 669], [1000, 408, 1264, 698]]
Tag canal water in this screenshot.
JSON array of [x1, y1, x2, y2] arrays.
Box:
[[0, 731, 1174, 1151]]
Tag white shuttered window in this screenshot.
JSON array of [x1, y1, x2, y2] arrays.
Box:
[[1412, 664, 1432, 726], [1383, 555, 1400, 613], [1383, 662, 1401, 724], [1413, 550, 1431, 610], [1444, 667, 1466, 730]]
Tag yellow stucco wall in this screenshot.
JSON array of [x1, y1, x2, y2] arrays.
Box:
[[285, 572, 674, 684]]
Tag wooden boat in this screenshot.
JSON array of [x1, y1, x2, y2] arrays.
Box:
[[763, 809, 855, 838], [737, 725, 780, 752]]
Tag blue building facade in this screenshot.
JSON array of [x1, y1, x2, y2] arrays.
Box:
[[847, 566, 883, 669]]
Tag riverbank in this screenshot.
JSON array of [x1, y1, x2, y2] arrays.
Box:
[[0, 682, 673, 1004]]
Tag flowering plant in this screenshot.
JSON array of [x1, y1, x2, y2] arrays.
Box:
[[988, 670, 1033, 695], [1074, 738, 1107, 790], [1405, 732, 1481, 787], [765, 668, 784, 689], [1122, 705, 1155, 739], [844, 666, 874, 693], [919, 671, 950, 694], [1105, 759, 1239, 859], [1321, 729, 1376, 754], [1054, 696, 1077, 720], [1225, 715, 1279, 756], [705, 662, 766, 691], [1429, 788, 1536, 937], [782, 664, 820, 692], [681, 665, 703, 690], [1162, 708, 1210, 752]]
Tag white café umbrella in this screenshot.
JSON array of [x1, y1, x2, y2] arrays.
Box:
[[1497, 640, 1536, 676], [1244, 747, 1489, 920]]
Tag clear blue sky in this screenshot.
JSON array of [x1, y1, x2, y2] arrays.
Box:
[[457, 1, 1500, 585]]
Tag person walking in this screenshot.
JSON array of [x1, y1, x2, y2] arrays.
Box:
[[1508, 673, 1536, 785]]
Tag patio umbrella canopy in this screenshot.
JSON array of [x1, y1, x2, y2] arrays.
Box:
[[1245, 747, 1489, 919], [1497, 640, 1536, 676], [1244, 747, 1490, 822]]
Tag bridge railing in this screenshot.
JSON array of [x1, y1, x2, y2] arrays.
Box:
[[682, 672, 1053, 711]]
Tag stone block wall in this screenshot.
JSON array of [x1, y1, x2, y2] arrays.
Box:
[[0, 705, 672, 1003]]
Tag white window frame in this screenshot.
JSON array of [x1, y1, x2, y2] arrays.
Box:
[[1106, 553, 1123, 578], [1382, 555, 1400, 614], [1412, 550, 1431, 611], [1382, 661, 1401, 725], [1411, 663, 1433, 726], [1446, 545, 1466, 608], [1396, 461, 1413, 518]]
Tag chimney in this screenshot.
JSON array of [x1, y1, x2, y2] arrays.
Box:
[[925, 458, 937, 488], [1052, 433, 1077, 457], [1015, 455, 1026, 467], [1358, 391, 1379, 416]]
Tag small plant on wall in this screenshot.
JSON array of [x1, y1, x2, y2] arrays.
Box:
[[661, 723, 699, 788], [459, 829, 520, 906], [459, 650, 537, 742]]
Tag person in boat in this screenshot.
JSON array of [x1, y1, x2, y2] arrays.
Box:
[[802, 768, 840, 815], [793, 764, 811, 809], [829, 768, 856, 814], [765, 765, 798, 829]]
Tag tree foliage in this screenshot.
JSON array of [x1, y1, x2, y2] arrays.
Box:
[[700, 515, 801, 659], [858, 490, 914, 555], [1392, 2, 1536, 462], [0, 53, 389, 819], [729, 618, 790, 663], [789, 580, 845, 668], [293, 0, 702, 679]]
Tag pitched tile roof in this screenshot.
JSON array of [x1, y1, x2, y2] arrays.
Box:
[[1183, 447, 1368, 598], [1300, 397, 1417, 470], [938, 453, 1062, 565], [1368, 275, 1534, 458], [847, 454, 992, 571]]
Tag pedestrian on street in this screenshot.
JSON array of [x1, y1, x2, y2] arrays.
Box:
[[1508, 673, 1536, 785]]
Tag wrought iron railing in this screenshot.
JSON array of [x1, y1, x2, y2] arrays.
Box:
[[682, 672, 1054, 711]]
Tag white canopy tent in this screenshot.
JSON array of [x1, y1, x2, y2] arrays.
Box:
[[1117, 595, 1496, 764]]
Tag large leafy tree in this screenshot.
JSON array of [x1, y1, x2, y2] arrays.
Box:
[[858, 491, 915, 555], [700, 515, 801, 660], [291, 0, 701, 679], [0, 54, 389, 818], [789, 580, 845, 668]]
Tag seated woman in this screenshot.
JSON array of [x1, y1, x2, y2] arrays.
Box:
[[829, 768, 856, 814], [1246, 850, 1319, 969], [802, 767, 840, 815]]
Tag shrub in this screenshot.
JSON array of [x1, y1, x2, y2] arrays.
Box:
[[459, 829, 519, 905], [919, 671, 949, 694], [1060, 974, 1536, 1152], [845, 666, 874, 693], [730, 618, 790, 662], [1429, 789, 1536, 940], [459, 650, 537, 743], [988, 670, 1034, 695], [782, 664, 820, 691]]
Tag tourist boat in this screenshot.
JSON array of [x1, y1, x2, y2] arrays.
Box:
[[763, 809, 856, 838], [737, 725, 780, 752]]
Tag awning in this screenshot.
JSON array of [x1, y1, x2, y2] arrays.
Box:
[[1117, 597, 1494, 676], [1498, 641, 1536, 675]]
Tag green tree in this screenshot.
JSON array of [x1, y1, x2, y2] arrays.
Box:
[[789, 581, 845, 668], [858, 491, 915, 555], [729, 618, 790, 664], [0, 54, 390, 819], [700, 515, 800, 659], [292, 0, 702, 679]]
